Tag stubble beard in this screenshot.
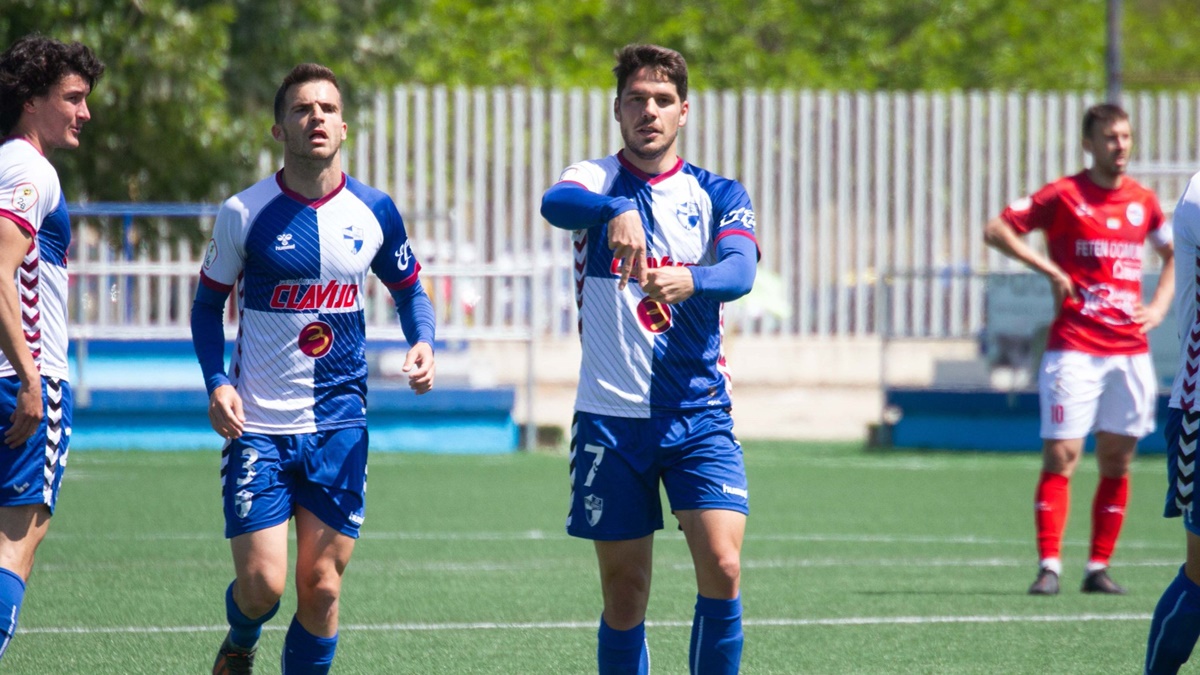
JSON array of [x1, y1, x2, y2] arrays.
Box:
[[622, 127, 676, 163]]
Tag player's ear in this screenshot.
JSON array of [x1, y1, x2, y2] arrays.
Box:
[[613, 97, 621, 123], [678, 99, 689, 128], [271, 124, 284, 142]]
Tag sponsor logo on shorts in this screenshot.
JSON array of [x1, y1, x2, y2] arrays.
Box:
[[722, 484, 749, 499], [12, 482, 29, 494], [584, 494, 604, 526]]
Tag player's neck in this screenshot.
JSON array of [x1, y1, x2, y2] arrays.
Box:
[[280, 159, 343, 200], [621, 147, 679, 177], [9, 126, 45, 156], [1086, 166, 1123, 190]]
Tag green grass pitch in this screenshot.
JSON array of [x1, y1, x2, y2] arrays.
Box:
[[2, 441, 1183, 673]]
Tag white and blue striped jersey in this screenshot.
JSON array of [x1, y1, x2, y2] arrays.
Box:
[[554, 152, 758, 418], [198, 171, 423, 434], [0, 138, 70, 381], [1171, 172, 1200, 410]]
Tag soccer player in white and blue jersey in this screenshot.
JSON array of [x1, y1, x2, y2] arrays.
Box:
[[1147, 172, 1200, 673], [0, 34, 102, 662], [191, 63, 435, 675], [541, 44, 757, 675]]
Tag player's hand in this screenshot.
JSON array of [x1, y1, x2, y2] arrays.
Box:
[[4, 378, 42, 450], [402, 342, 435, 395], [643, 267, 695, 304], [208, 384, 245, 440], [1047, 268, 1077, 313], [1133, 303, 1167, 334], [608, 210, 647, 291]]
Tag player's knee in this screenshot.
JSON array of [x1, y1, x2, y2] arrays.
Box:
[[237, 571, 286, 615], [296, 567, 342, 612], [708, 551, 741, 589]]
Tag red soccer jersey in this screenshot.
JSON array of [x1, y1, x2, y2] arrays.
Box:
[[1001, 171, 1165, 356]]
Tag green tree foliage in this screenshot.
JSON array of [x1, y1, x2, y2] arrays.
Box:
[[1, 0, 1198, 204]]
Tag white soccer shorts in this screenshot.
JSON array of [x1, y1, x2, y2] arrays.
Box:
[[1037, 349, 1157, 440]]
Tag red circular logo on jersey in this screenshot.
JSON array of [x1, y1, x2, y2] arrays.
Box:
[[636, 297, 673, 334], [299, 321, 334, 357]]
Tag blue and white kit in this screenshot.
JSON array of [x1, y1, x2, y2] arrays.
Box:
[[0, 138, 72, 512], [542, 151, 759, 539]]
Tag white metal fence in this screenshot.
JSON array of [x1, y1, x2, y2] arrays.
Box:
[[68, 88, 1200, 341]]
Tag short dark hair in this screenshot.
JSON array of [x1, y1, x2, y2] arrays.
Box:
[[273, 63, 340, 123], [0, 34, 104, 135], [1082, 103, 1129, 139], [613, 44, 688, 102]]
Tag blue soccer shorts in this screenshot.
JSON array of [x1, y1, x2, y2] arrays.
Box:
[[221, 426, 368, 539], [567, 408, 749, 541], [1164, 407, 1200, 536], [0, 375, 71, 514]]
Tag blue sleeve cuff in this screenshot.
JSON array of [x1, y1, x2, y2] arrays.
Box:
[[389, 283, 437, 347], [541, 182, 637, 230]]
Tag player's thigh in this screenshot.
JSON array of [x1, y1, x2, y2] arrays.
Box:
[[294, 506, 356, 582], [0, 504, 50, 579], [0, 376, 71, 514], [222, 433, 293, 539], [567, 412, 663, 541], [230, 519, 290, 588], [1039, 350, 1104, 439], [1094, 352, 1158, 437], [594, 535, 655, 625], [292, 427, 368, 539], [659, 409, 749, 516]]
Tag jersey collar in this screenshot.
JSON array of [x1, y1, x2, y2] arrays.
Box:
[[275, 169, 347, 208], [617, 150, 683, 185]]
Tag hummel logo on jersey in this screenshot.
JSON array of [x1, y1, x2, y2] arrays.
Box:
[[11, 482, 29, 494], [395, 241, 413, 271], [275, 233, 295, 251]]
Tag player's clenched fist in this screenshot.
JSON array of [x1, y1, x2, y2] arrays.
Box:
[[402, 342, 436, 395], [643, 267, 695, 304], [208, 384, 245, 439], [607, 210, 646, 291]]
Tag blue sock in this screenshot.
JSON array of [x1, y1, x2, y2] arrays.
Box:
[[689, 594, 743, 675], [282, 615, 338, 675], [225, 581, 279, 650], [1147, 566, 1200, 674], [0, 568, 25, 660], [597, 616, 649, 675]]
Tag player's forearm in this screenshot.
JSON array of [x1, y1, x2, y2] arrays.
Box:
[[690, 235, 757, 302], [190, 287, 231, 395], [1148, 251, 1176, 314], [390, 283, 436, 347], [0, 281, 39, 385], [983, 217, 1062, 279], [541, 182, 637, 230]]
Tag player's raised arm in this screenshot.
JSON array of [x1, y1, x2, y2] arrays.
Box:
[[541, 177, 647, 290]]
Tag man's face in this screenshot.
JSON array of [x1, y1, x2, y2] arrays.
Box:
[[25, 72, 92, 151], [614, 66, 688, 164], [1084, 118, 1132, 177], [272, 79, 347, 161]]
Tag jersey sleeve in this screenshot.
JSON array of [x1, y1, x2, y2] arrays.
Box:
[[369, 197, 422, 290], [199, 199, 248, 292], [711, 178, 760, 256], [0, 156, 60, 238], [1000, 183, 1060, 234], [542, 160, 637, 231], [1146, 193, 1171, 248]]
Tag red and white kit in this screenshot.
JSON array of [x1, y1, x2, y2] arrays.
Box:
[[1001, 171, 1170, 439]]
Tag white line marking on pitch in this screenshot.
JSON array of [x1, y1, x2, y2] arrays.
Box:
[[20, 613, 1154, 636]]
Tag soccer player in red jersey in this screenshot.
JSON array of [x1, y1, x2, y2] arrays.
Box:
[[984, 103, 1175, 595]]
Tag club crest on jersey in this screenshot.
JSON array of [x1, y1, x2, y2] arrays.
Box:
[[719, 207, 756, 232], [677, 201, 701, 229], [637, 297, 673, 334], [584, 494, 604, 526], [343, 223, 363, 253], [299, 321, 335, 358], [10, 183, 37, 212], [203, 239, 218, 270], [1127, 202, 1145, 227], [275, 233, 295, 251]]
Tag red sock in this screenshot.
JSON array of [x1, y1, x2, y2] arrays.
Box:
[[1034, 472, 1071, 562], [1089, 475, 1130, 566]]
